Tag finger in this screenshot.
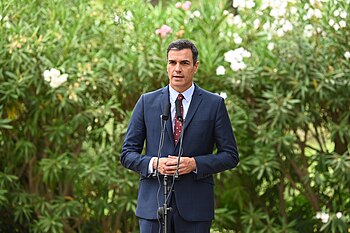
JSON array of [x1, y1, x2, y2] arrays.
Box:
[[165, 160, 179, 166]]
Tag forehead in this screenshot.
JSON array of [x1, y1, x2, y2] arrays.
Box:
[[167, 49, 193, 62]]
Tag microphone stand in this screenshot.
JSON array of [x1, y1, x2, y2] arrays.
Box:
[[159, 117, 184, 233], [155, 104, 171, 233], [158, 174, 171, 233], [158, 118, 184, 233]]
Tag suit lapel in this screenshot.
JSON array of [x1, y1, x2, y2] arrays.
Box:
[[160, 86, 174, 145], [183, 85, 203, 132]]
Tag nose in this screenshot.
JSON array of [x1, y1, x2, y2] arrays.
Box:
[[174, 63, 181, 72]]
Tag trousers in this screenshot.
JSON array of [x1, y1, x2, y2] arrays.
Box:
[[139, 193, 212, 233]]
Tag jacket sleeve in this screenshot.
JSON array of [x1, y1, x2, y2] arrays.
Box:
[[120, 95, 152, 178], [194, 97, 239, 180]]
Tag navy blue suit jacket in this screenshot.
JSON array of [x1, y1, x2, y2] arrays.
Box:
[[121, 84, 239, 221]]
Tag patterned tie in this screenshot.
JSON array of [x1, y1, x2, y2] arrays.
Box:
[[174, 94, 184, 145]]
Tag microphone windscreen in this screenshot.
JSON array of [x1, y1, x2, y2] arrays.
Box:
[[162, 103, 170, 120], [175, 99, 183, 122]]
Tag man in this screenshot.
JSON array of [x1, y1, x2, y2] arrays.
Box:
[[120, 39, 239, 233]]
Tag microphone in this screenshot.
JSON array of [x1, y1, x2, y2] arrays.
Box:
[[175, 98, 183, 122], [161, 103, 170, 121]]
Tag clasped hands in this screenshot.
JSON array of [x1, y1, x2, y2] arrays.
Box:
[[153, 156, 196, 176]]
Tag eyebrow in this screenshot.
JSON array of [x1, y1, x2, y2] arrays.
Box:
[[168, 59, 191, 63]]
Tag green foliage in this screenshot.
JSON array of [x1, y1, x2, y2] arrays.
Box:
[[1, 0, 350, 232]]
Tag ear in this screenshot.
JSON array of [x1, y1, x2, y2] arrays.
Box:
[[194, 61, 199, 73]]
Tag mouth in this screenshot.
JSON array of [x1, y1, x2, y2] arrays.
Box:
[[173, 75, 183, 79]]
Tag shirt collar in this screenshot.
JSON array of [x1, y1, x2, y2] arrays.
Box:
[[169, 83, 194, 102]]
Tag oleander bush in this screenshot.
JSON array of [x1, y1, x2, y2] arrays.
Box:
[[0, 0, 349, 232]]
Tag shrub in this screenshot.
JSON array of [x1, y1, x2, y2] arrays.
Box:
[[1, 0, 349, 232]]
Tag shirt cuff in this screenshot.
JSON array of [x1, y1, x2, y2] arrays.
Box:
[[148, 157, 157, 174]]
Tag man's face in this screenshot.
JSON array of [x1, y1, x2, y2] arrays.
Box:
[[167, 49, 199, 93]]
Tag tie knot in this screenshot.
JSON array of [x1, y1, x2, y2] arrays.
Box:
[[177, 94, 184, 101]]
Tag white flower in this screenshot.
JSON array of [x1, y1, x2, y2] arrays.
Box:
[[316, 212, 329, 223], [277, 28, 285, 37], [192, 10, 201, 18], [216, 66, 226, 75], [224, 50, 238, 63], [267, 42, 275, 51], [227, 13, 235, 26], [269, 3, 287, 18], [230, 61, 246, 71], [336, 212, 342, 219], [290, 7, 298, 15], [114, 14, 120, 24], [225, 48, 250, 61], [329, 19, 335, 26], [246, 0, 255, 8], [50, 68, 60, 79], [233, 33, 243, 44], [219, 92, 227, 99], [43, 70, 51, 82], [224, 47, 250, 71], [334, 10, 340, 17], [321, 213, 329, 223], [242, 49, 251, 58], [333, 23, 340, 31], [223, 10, 229, 15], [233, 0, 255, 9], [124, 11, 132, 21], [282, 20, 293, 32], [344, 51, 350, 60], [340, 11, 347, 19], [2, 15, 11, 28], [43, 68, 69, 88], [50, 74, 68, 88], [339, 20, 346, 28], [304, 24, 314, 37], [263, 21, 271, 31], [227, 14, 243, 28], [314, 9, 322, 18], [253, 19, 260, 29], [233, 15, 243, 26], [307, 8, 315, 19]]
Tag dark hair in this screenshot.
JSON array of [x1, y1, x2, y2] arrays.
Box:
[[167, 39, 198, 65]]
